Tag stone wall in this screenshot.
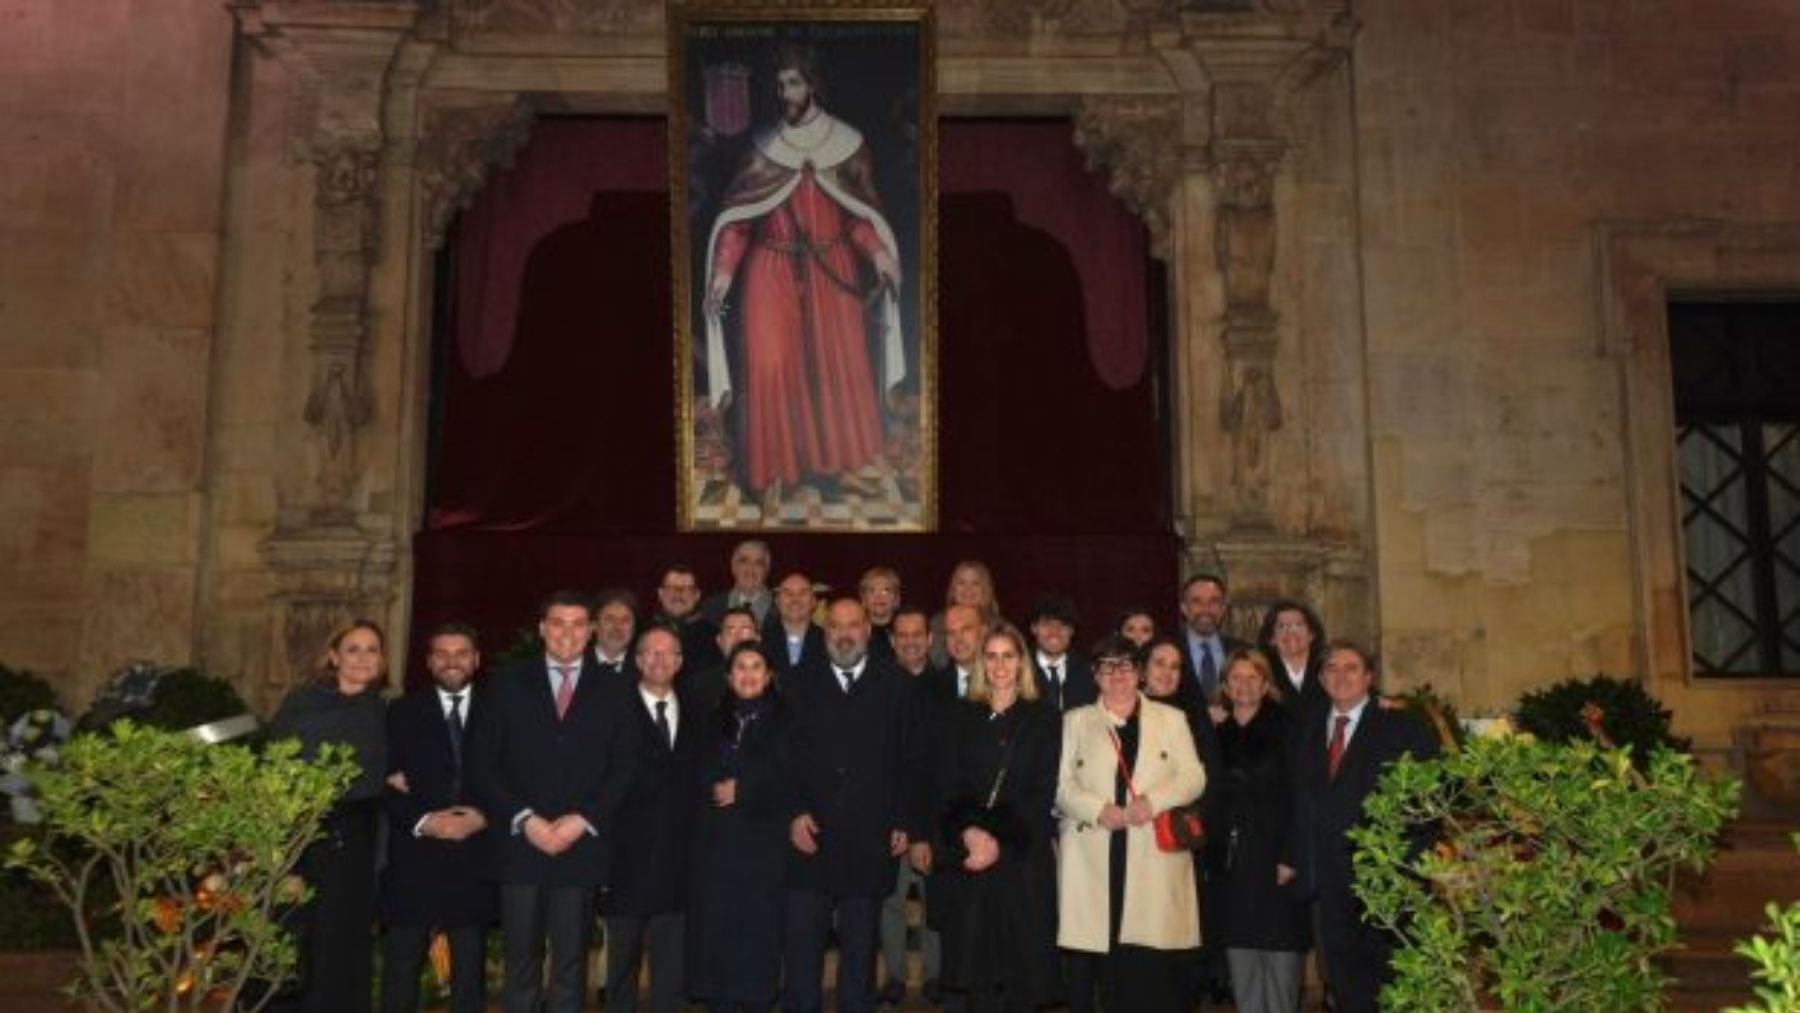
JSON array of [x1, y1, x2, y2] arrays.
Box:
[[1357, 0, 1800, 742], [0, 0, 235, 707], [2, 0, 1798, 756]]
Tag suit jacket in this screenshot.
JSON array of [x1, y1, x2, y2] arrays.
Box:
[[1055, 696, 1206, 952], [1180, 633, 1250, 704], [764, 619, 826, 675], [1036, 652, 1096, 713], [783, 655, 922, 897], [380, 685, 498, 928], [602, 684, 705, 916], [1286, 701, 1440, 902], [468, 657, 641, 887], [654, 612, 722, 674]]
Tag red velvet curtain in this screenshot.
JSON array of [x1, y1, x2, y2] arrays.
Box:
[[412, 118, 1176, 683]]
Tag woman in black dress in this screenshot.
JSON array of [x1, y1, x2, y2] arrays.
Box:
[[685, 643, 790, 1013], [926, 622, 1063, 1012], [1207, 647, 1309, 1013], [269, 618, 389, 1013]]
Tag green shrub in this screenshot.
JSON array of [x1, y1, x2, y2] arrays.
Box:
[[1515, 674, 1689, 768], [1351, 735, 1739, 1012], [1726, 833, 1800, 1013], [6, 722, 356, 1011]]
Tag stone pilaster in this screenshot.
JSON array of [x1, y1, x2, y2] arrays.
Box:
[[230, 1, 420, 686], [416, 98, 537, 250]]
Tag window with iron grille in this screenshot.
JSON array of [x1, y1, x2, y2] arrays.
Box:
[[1669, 301, 1800, 677]]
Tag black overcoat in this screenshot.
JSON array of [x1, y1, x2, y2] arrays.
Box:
[[1205, 702, 1310, 951], [379, 685, 498, 928], [926, 698, 1064, 1004], [782, 656, 921, 897], [468, 658, 641, 887], [685, 698, 792, 1004], [602, 685, 705, 916]]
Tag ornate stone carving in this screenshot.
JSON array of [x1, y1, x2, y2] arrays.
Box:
[[1071, 96, 1183, 259], [450, 0, 662, 35], [417, 99, 537, 249], [261, 529, 398, 686]]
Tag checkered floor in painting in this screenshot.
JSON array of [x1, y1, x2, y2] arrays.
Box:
[[692, 470, 922, 530]]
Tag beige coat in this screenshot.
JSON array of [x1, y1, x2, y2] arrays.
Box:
[[1055, 696, 1206, 953]]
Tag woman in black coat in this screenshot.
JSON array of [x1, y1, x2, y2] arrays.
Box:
[[1255, 599, 1328, 720], [1206, 648, 1310, 1013], [925, 622, 1062, 1012], [269, 619, 389, 1013], [685, 643, 790, 1013]]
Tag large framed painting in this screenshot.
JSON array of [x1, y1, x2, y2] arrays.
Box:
[[671, 0, 936, 531]]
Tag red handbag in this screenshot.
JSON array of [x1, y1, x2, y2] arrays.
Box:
[[1106, 722, 1206, 854]]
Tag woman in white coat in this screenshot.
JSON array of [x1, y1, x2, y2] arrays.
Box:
[[1056, 635, 1206, 1013]]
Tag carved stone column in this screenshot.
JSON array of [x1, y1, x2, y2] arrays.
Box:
[[1168, 1, 1364, 634], [231, 1, 420, 686]]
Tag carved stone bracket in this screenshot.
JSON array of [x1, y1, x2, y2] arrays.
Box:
[[417, 99, 537, 250], [1071, 96, 1183, 259]]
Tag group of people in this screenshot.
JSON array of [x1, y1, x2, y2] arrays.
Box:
[[270, 538, 1440, 1013]]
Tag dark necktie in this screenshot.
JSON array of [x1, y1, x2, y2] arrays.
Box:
[[654, 699, 673, 750], [1327, 714, 1350, 780], [1046, 663, 1062, 710], [446, 693, 465, 765], [838, 668, 856, 694], [1199, 645, 1218, 700]]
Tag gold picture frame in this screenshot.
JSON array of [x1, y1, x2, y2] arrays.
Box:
[[670, 0, 937, 531]]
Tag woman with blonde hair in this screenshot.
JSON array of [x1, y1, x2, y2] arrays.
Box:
[[929, 560, 1003, 667], [270, 618, 390, 1013], [925, 622, 1063, 1011], [1056, 635, 1206, 1013]]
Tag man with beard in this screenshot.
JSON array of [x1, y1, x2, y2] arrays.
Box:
[[590, 589, 639, 679], [1180, 573, 1248, 704], [782, 599, 920, 1013], [702, 45, 905, 515], [651, 564, 721, 672], [379, 623, 495, 1013]]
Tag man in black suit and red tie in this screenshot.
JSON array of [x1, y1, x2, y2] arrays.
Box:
[[470, 589, 642, 1013], [1282, 640, 1440, 1013], [379, 623, 496, 1013], [600, 624, 705, 1013]]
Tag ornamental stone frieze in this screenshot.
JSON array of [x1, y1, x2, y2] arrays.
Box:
[[1071, 96, 1184, 260], [417, 99, 538, 249]]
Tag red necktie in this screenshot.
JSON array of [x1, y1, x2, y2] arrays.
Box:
[[1326, 714, 1350, 780], [554, 666, 576, 720]]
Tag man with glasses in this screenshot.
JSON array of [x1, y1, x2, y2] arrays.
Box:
[[652, 564, 721, 672]]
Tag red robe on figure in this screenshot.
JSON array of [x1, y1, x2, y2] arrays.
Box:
[[704, 110, 905, 495]]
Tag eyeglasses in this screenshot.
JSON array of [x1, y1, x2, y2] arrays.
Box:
[[1095, 658, 1137, 674], [1273, 621, 1309, 633]]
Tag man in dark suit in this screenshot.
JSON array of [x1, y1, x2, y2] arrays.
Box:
[[683, 605, 760, 713], [1283, 640, 1440, 1013], [765, 571, 826, 675], [589, 588, 639, 679], [470, 590, 642, 1013], [1027, 595, 1095, 713], [879, 606, 943, 1006], [652, 564, 721, 673], [379, 623, 496, 1013], [699, 538, 773, 626], [783, 598, 921, 1013], [1179, 572, 1249, 704], [919, 603, 983, 705], [601, 625, 705, 1013]]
